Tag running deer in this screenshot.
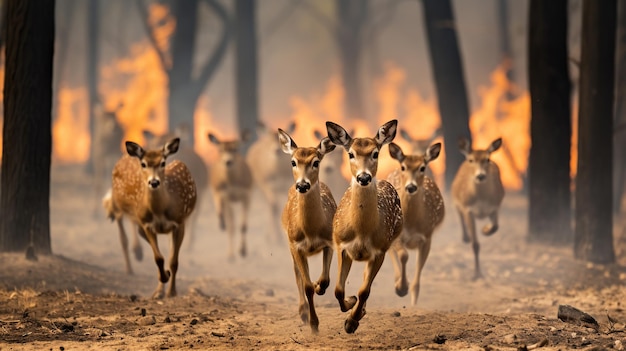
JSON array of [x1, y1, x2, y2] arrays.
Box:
[[246, 120, 296, 243], [314, 129, 350, 200], [208, 132, 253, 260], [326, 120, 403, 334], [103, 138, 197, 298], [143, 124, 209, 251], [279, 129, 337, 333], [387, 142, 444, 305], [92, 102, 124, 217], [451, 137, 504, 280]]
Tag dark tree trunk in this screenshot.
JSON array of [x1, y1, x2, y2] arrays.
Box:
[[0, 0, 7, 51], [421, 0, 472, 189], [527, 0, 572, 244], [87, 0, 99, 174], [574, 0, 616, 263], [497, 0, 515, 97], [613, 0, 626, 214], [235, 0, 259, 149], [0, 0, 55, 254], [336, 0, 368, 122]]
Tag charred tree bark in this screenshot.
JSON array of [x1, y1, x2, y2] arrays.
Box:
[[574, 0, 616, 263], [421, 0, 472, 189], [527, 0, 572, 244], [87, 0, 99, 174], [0, 0, 55, 254], [613, 0, 626, 214], [0, 0, 7, 51], [235, 0, 259, 150], [497, 0, 515, 97]]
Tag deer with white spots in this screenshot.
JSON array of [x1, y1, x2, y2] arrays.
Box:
[[103, 138, 197, 298], [279, 129, 337, 334], [208, 132, 253, 260], [325, 120, 403, 334], [451, 137, 504, 280], [387, 142, 444, 305]]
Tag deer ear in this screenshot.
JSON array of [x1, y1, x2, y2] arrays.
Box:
[[429, 127, 443, 143], [313, 129, 324, 140], [488, 138, 502, 153], [388, 142, 405, 163], [208, 133, 220, 145], [326, 121, 352, 149], [426, 143, 442, 162], [163, 137, 180, 157], [375, 120, 398, 145], [318, 137, 336, 156], [400, 129, 413, 142], [458, 137, 471, 156], [126, 141, 145, 159], [277, 128, 297, 155], [287, 121, 297, 134], [142, 130, 156, 142]]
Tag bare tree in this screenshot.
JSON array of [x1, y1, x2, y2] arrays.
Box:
[[421, 0, 472, 189], [527, 0, 572, 244], [0, 0, 55, 254], [87, 0, 99, 173], [574, 0, 616, 263], [136, 0, 231, 144], [613, 0, 626, 214], [235, 0, 259, 150]]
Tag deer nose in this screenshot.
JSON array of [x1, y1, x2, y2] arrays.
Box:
[[356, 173, 372, 186], [225, 159, 233, 167], [476, 173, 486, 182], [295, 182, 311, 193], [148, 179, 161, 188], [405, 184, 417, 194]]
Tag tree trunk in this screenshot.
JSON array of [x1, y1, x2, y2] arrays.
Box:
[[168, 0, 199, 143], [0, 0, 55, 254], [612, 0, 626, 214], [527, 0, 572, 244], [574, 0, 616, 263], [336, 0, 368, 122], [235, 0, 259, 149], [497, 0, 515, 98], [87, 0, 99, 175], [421, 0, 472, 189], [0, 0, 7, 51]]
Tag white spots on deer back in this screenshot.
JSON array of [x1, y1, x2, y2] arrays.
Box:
[[377, 180, 403, 242], [165, 160, 197, 217]]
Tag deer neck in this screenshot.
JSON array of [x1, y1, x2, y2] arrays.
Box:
[[349, 178, 380, 230], [297, 182, 325, 228]]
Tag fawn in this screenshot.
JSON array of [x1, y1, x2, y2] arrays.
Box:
[[387, 142, 444, 305], [451, 137, 504, 280], [208, 132, 253, 260], [279, 128, 337, 333], [326, 120, 403, 334], [103, 137, 197, 298]]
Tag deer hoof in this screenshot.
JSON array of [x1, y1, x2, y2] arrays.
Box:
[[240, 246, 247, 257], [315, 279, 329, 295], [462, 234, 470, 243], [160, 270, 171, 283], [344, 317, 360, 334], [472, 272, 484, 281], [133, 246, 143, 261], [482, 224, 498, 236], [345, 296, 358, 310], [395, 284, 408, 297]]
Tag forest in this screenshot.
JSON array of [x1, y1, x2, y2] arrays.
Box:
[[0, 0, 625, 350]]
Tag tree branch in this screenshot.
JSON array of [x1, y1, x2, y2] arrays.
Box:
[[192, 0, 231, 96], [134, 0, 171, 74]]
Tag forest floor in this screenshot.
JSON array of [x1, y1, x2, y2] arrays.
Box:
[[1, 165, 626, 350]]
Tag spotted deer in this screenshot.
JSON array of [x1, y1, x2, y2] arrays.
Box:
[[103, 138, 196, 298], [451, 137, 504, 280], [92, 102, 124, 217], [279, 129, 337, 334], [246, 120, 296, 244], [143, 124, 209, 251], [387, 142, 444, 305], [314, 129, 349, 200], [208, 132, 253, 260], [325, 120, 403, 334]]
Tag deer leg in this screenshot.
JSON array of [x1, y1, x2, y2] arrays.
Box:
[[239, 195, 250, 257], [390, 241, 408, 297], [116, 219, 133, 275], [482, 211, 499, 236], [290, 247, 319, 333], [166, 224, 185, 298], [315, 246, 332, 295], [462, 212, 482, 280], [411, 237, 432, 306], [291, 258, 309, 324], [132, 224, 144, 261], [335, 249, 357, 312], [344, 253, 385, 334], [142, 226, 169, 299], [224, 199, 235, 261], [457, 207, 470, 243], [185, 197, 201, 251]]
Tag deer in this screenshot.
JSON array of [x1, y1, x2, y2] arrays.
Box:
[[386, 142, 444, 305], [245, 120, 296, 244], [451, 137, 504, 280], [325, 120, 403, 334], [314, 129, 350, 200], [143, 124, 209, 251], [278, 128, 337, 334], [92, 102, 124, 217], [103, 137, 197, 298], [208, 132, 253, 260]]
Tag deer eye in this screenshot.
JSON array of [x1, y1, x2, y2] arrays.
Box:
[[160, 161, 166, 168], [141, 162, 147, 168], [468, 158, 474, 163], [313, 160, 320, 168], [291, 160, 296, 167], [348, 152, 355, 159], [372, 151, 379, 159], [419, 166, 426, 172], [401, 165, 406, 171]]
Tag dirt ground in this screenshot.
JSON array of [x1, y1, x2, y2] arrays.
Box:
[[1, 165, 626, 351]]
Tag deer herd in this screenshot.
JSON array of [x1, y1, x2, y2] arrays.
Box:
[[96, 105, 504, 334]]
